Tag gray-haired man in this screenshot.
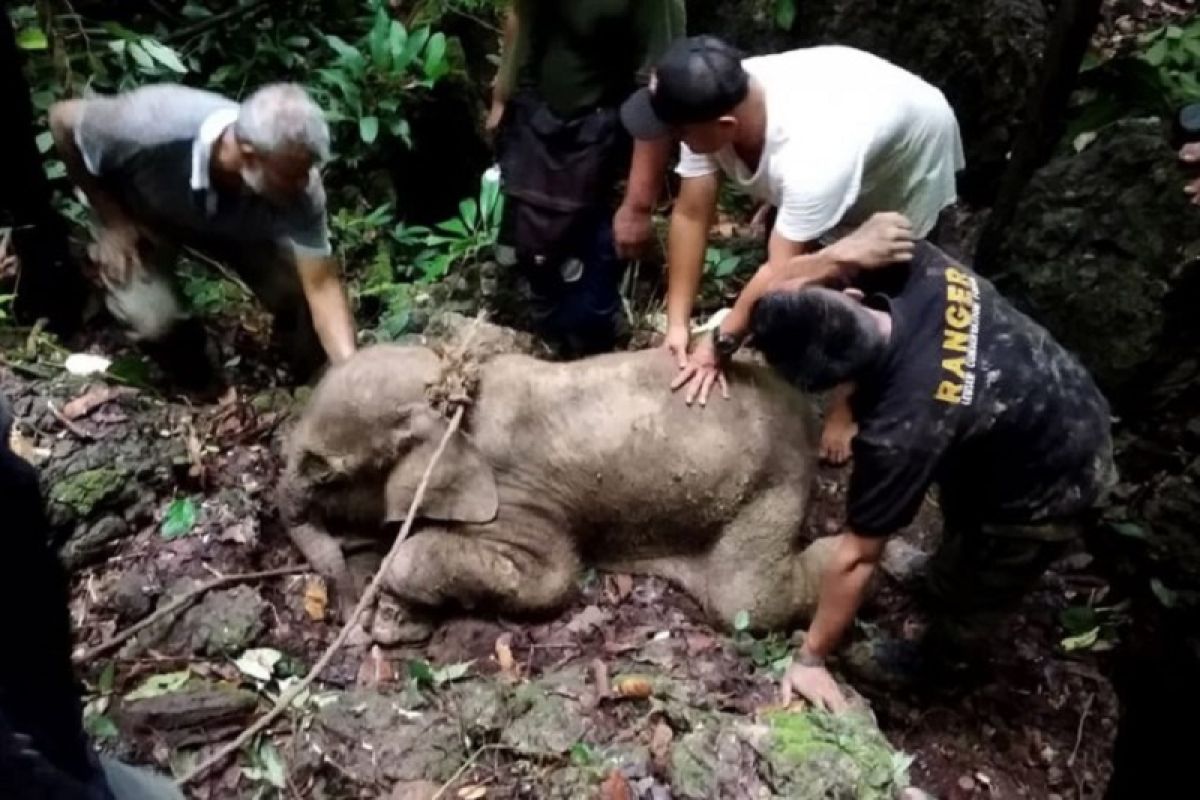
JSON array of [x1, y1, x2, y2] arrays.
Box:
[[49, 83, 357, 385]]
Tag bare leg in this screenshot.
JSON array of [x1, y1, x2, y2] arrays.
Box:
[[819, 382, 858, 466]]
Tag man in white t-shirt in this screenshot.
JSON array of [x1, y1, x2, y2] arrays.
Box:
[[621, 36, 963, 461]]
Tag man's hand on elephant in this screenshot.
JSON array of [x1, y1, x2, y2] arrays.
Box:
[[779, 658, 849, 713], [1181, 143, 1200, 205], [613, 202, 654, 259], [826, 212, 915, 270], [671, 334, 729, 406], [89, 222, 142, 286]]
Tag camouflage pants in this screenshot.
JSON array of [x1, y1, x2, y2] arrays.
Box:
[[921, 515, 1079, 648]]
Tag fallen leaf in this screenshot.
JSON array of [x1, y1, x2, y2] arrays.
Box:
[[608, 574, 634, 604], [235, 648, 283, 683], [61, 385, 124, 420], [612, 675, 653, 699], [390, 780, 440, 800], [357, 645, 396, 687], [598, 770, 633, 800], [433, 661, 472, 686], [64, 353, 111, 376], [495, 634, 518, 681], [591, 659, 611, 701], [1061, 627, 1100, 652], [649, 719, 673, 772], [457, 786, 487, 799], [684, 633, 716, 657], [567, 604, 610, 635], [160, 497, 198, 540], [124, 669, 191, 701], [303, 577, 328, 621], [219, 520, 257, 546]]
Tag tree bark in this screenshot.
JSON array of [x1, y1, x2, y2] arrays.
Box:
[[0, 8, 85, 334], [973, 0, 1104, 273]]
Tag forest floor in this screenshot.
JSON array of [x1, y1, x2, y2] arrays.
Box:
[[1, 290, 1120, 800]]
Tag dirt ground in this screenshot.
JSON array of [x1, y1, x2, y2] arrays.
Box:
[[1, 302, 1118, 799]]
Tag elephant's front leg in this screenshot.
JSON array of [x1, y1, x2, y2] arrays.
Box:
[[382, 523, 581, 625], [288, 522, 359, 621]]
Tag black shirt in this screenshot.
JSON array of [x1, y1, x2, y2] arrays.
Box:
[[846, 244, 1115, 536]]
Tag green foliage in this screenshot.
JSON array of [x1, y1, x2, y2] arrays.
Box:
[[1069, 18, 1200, 141], [161, 496, 199, 540], [704, 245, 744, 280], [313, 0, 456, 161], [407, 658, 473, 689], [0, 293, 13, 323], [774, 0, 797, 31], [731, 611, 792, 677], [241, 737, 287, 791]]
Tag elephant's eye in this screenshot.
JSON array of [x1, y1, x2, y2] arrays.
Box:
[[300, 451, 333, 484]]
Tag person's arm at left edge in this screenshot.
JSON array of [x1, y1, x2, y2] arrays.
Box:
[[614, 0, 686, 259]]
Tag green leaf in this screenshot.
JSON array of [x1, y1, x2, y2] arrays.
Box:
[[436, 218, 469, 237], [140, 39, 188, 73], [458, 198, 479, 229], [1143, 38, 1170, 68], [569, 742, 594, 766], [35, 131, 54, 154], [326, 35, 366, 75], [1151, 578, 1179, 608], [774, 0, 796, 31], [733, 610, 750, 633], [359, 115, 380, 144], [433, 661, 472, 686], [124, 670, 191, 701], [389, 21, 408, 66], [423, 32, 448, 81], [128, 41, 157, 72], [369, 7, 391, 69], [98, 662, 116, 695], [408, 659, 435, 688], [16, 27, 48, 51], [257, 741, 287, 789], [84, 713, 119, 742], [161, 497, 198, 540], [397, 26, 431, 72], [1059, 605, 1098, 636], [1060, 627, 1099, 652], [715, 255, 740, 278], [1110, 521, 1150, 540]]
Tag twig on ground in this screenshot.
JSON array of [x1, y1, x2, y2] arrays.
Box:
[[432, 745, 511, 800], [1068, 691, 1095, 768], [47, 400, 94, 441], [73, 566, 307, 663], [176, 312, 487, 787]]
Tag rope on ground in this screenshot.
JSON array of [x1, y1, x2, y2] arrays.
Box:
[[73, 566, 308, 664], [177, 311, 487, 787]]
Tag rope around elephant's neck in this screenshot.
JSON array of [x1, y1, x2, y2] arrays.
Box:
[[177, 317, 487, 787]]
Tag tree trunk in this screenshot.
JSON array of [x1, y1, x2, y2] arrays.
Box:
[[973, 0, 1104, 273], [0, 8, 85, 335]]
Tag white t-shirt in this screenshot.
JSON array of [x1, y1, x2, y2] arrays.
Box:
[[676, 46, 965, 242]]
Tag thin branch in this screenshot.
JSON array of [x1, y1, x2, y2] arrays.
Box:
[[73, 566, 308, 663], [47, 399, 94, 440], [432, 744, 510, 800], [163, 0, 271, 44], [1068, 691, 1095, 768]]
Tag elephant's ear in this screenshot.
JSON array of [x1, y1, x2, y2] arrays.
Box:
[[383, 406, 498, 525]]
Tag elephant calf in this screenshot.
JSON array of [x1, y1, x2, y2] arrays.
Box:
[[279, 342, 836, 639]]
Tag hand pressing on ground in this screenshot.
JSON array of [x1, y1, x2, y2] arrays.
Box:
[[1181, 143, 1200, 205], [779, 655, 849, 713]]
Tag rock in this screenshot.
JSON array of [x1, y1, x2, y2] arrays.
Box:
[[162, 585, 269, 657], [48, 467, 128, 522], [60, 515, 130, 570], [110, 569, 159, 622], [390, 781, 440, 800], [116, 683, 257, 742], [687, 0, 1050, 202]]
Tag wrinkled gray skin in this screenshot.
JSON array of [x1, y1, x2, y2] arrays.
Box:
[[280, 343, 836, 639]]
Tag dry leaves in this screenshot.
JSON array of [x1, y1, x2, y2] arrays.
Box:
[[612, 675, 653, 700], [649, 719, 674, 773], [495, 633, 519, 682], [606, 574, 634, 604], [597, 770, 633, 800], [356, 645, 395, 687], [303, 577, 328, 621], [566, 604, 611, 635], [457, 786, 487, 799], [61, 385, 128, 420]]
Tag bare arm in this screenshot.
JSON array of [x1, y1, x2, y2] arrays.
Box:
[[666, 173, 720, 338], [48, 100, 134, 230], [804, 531, 886, 658], [623, 137, 671, 214], [295, 255, 357, 364]]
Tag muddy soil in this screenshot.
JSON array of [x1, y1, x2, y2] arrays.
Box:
[[1, 308, 1116, 800]]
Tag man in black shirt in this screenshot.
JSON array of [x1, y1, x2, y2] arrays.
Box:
[[748, 242, 1116, 710]]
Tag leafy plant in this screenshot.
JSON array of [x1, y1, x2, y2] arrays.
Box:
[[399, 170, 504, 282], [732, 610, 792, 676], [704, 245, 744, 280], [314, 0, 455, 157], [161, 496, 199, 540], [774, 0, 797, 31]]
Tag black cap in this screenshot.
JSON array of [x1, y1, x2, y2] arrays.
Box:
[[621, 36, 749, 140]]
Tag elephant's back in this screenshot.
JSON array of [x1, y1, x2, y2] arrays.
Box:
[[472, 350, 819, 546]]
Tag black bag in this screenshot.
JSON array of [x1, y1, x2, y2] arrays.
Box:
[[496, 91, 629, 266]]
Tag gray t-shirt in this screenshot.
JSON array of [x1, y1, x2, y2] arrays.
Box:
[[75, 84, 331, 256]]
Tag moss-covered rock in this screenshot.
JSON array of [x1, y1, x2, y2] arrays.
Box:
[[48, 467, 128, 518]]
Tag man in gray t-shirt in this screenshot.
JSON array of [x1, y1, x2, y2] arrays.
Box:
[[49, 82, 357, 384]]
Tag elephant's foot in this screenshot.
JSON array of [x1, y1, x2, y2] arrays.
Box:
[[370, 594, 435, 645]]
